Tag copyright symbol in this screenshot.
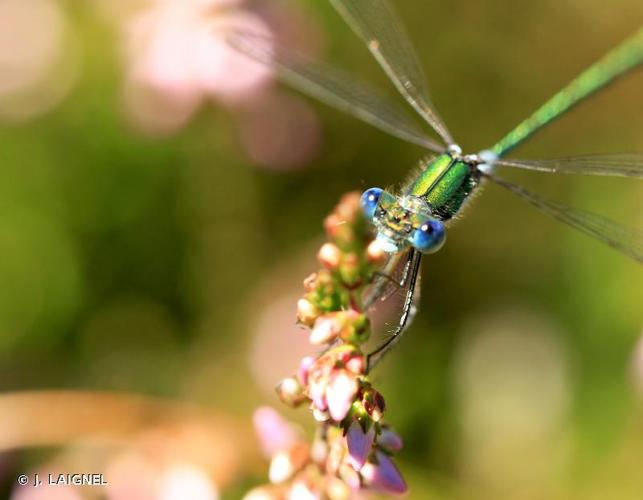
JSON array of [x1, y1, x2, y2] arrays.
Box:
[[17, 474, 28, 486]]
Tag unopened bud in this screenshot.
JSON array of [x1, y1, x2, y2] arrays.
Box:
[[378, 427, 403, 452], [318, 243, 342, 270], [363, 389, 386, 422], [296, 298, 320, 327], [276, 377, 306, 407]]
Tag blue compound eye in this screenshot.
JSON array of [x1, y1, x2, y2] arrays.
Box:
[[360, 188, 383, 220], [412, 220, 446, 254]]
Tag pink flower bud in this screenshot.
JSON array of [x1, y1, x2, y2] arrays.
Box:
[[346, 420, 375, 471], [378, 428, 404, 452], [326, 371, 358, 421], [360, 451, 407, 495], [317, 242, 342, 269]]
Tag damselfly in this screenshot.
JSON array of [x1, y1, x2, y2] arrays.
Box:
[[229, 0, 643, 368]]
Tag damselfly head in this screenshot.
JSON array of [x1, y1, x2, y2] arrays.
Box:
[[360, 188, 446, 254]]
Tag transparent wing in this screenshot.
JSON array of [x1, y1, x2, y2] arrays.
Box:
[[494, 155, 643, 178], [363, 249, 414, 308], [330, 0, 454, 145], [227, 30, 443, 152], [364, 249, 422, 367], [486, 174, 643, 263]]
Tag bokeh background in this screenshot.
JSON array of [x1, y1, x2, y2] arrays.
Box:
[[0, 0, 642, 498]]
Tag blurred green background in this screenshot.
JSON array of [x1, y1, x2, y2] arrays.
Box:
[[0, 0, 641, 498]]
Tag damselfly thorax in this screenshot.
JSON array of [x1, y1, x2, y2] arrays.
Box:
[[366, 145, 490, 254]]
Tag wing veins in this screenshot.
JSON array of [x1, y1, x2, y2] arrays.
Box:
[[485, 174, 643, 263], [330, 0, 454, 145], [495, 154, 643, 178], [227, 30, 442, 152]]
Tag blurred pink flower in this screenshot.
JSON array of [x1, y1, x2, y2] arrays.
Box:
[[253, 406, 300, 459], [123, 0, 272, 133], [120, 0, 323, 168]]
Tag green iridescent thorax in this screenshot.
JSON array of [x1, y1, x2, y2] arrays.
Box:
[[406, 153, 481, 221]]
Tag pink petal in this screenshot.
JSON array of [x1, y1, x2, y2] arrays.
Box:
[[361, 451, 407, 495], [346, 421, 374, 470], [297, 356, 315, 385], [253, 406, 299, 458], [345, 354, 365, 375], [308, 376, 327, 411], [309, 316, 340, 345], [325, 372, 358, 421]]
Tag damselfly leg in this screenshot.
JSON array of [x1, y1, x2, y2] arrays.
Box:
[[367, 249, 422, 371]]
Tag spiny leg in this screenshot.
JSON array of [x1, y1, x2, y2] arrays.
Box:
[[367, 250, 422, 371]]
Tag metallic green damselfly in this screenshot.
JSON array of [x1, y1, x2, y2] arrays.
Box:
[[230, 0, 643, 367]]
